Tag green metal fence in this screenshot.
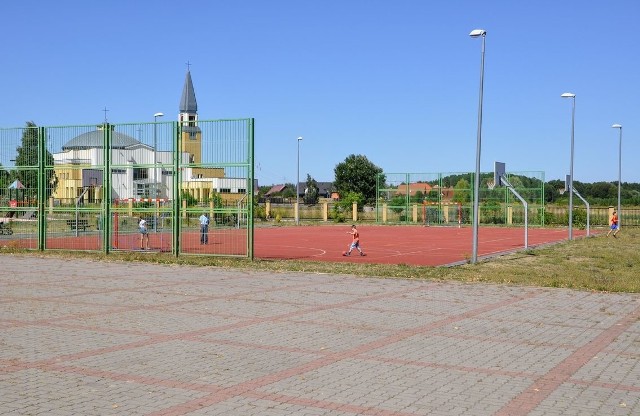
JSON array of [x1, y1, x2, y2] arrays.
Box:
[[376, 171, 545, 227], [0, 119, 254, 258]]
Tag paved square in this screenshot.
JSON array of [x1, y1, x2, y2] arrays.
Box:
[[1, 254, 639, 415]]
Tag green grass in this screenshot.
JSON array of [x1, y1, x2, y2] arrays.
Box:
[[2, 227, 638, 293]]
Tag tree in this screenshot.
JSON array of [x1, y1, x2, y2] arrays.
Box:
[[334, 154, 384, 205], [332, 191, 364, 222], [14, 121, 57, 198], [303, 174, 319, 205], [452, 178, 471, 204]]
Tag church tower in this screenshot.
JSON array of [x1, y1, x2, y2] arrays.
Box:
[[179, 68, 202, 164]]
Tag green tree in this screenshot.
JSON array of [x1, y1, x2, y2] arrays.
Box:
[[0, 164, 9, 190], [334, 154, 384, 205], [303, 174, 319, 205], [14, 121, 57, 198], [452, 178, 471, 204], [332, 191, 364, 222], [281, 183, 296, 199]]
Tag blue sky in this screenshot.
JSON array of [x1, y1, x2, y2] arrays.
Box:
[[1, 0, 638, 185]]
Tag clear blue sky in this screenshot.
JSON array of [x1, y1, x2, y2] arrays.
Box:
[[1, 0, 638, 185]]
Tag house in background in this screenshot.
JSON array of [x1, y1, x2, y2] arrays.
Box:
[[393, 182, 433, 196]]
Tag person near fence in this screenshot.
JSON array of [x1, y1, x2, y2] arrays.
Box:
[[343, 224, 365, 256], [199, 213, 210, 244], [607, 210, 619, 238], [139, 218, 149, 249]]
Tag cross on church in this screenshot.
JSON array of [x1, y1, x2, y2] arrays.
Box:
[[186, 61, 192, 71], [102, 107, 109, 123]]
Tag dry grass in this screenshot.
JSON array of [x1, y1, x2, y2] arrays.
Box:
[[2, 227, 638, 293]]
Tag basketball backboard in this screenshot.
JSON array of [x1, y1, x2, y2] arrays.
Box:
[[494, 162, 506, 186]]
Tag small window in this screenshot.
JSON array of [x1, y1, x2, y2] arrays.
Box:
[[219, 188, 231, 194], [133, 167, 148, 180]]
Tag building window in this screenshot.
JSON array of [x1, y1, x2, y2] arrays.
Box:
[[133, 167, 148, 181], [112, 168, 125, 174], [237, 189, 246, 194], [219, 188, 231, 194], [136, 183, 149, 196]]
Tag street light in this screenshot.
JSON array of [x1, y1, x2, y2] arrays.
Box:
[[296, 136, 303, 225], [470, 28, 486, 264], [612, 123, 622, 228], [561, 92, 575, 240], [153, 112, 164, 232]]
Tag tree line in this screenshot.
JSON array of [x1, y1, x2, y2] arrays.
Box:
[[260, 154, 640, 208]]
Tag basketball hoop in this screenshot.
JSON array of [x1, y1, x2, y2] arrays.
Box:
[[487, 180, 496, 190]]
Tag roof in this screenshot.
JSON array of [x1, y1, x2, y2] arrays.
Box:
[[179, 70, 198, 113], [62, 130, 141, 150], [8, 179, 25, 189], [394, 182, 433, 195], [298, 181, 334, 196], [265, 184, 287, 196], [316, 181, 334, 195]]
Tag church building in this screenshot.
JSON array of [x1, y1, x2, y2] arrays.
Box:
[[51, 69, 250, 205]]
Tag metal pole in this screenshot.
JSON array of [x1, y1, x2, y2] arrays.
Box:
[[618, 126, 622, 228], [569, 97, 575, 240], [296, 137, 302, 225], [471, 30, 486, 264], [152, 112, 163, 232], [153, 118, 157, 232]]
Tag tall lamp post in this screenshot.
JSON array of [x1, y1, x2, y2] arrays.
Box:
[[561, 93, 575, 240], [469, 28, 486, 264], [296, 136, 303, 225], [612, 124, 622, 228], [153, 112, 164, 232]]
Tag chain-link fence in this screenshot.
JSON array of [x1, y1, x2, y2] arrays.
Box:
[[0, 119, 254, 257]]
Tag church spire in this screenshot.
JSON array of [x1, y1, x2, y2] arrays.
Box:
[[179, 67, 198, 114]]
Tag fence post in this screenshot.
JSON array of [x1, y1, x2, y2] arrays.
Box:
[[412, 204, 418, 223], [383, 203, 387, 223], [352, 202, 357, 222]]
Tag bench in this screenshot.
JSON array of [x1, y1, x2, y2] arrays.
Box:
[[66, 219, 90, 231]]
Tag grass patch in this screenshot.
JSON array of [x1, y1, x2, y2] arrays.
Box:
[[2, 228, 639, 293]]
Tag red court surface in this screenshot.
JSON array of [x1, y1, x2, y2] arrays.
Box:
[[3, 225, 594, 266], [254, 225, 593, 266]]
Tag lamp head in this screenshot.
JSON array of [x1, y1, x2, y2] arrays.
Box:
[[560, 93, 576, 98], [154, 112, 164, 118], [611, 124, 622, 129], [297, 136, 303, 141], [469, 29, 486, 37]]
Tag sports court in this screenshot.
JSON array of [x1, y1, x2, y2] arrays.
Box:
[[9, 224, 592, 266], [253, 224, 591, 266], [1, 255, 638, 415]]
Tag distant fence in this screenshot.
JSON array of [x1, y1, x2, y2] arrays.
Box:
[[376, 171, 546, 226], [261, 201, 640, 228]]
